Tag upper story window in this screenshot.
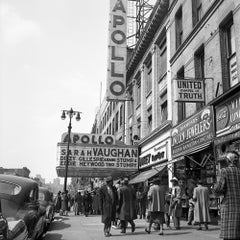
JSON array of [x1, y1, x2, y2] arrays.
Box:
[[145, 57, 152, 95], [175, 6, 183, 50], [115, 112, 119, 132], [220, 13, 238, 90], [192, 0, 202, 27], [120, 105, 123, 127], [137, 118, 141, 139], [136, 74, 141, 106], [177, 66, 186, 122], [194, 44, 205, 110], [147, 107, 152, 134], [157, 34, 167, 79], [160, 91, 168, 123]]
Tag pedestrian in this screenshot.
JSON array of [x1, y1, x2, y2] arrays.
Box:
[[164, 187, 172, 229], [145, 178, 165, 235], [74, 190, 83, 215], [100, 176, 118, 237], [60, 191, 69, 216], [92, 188, 101, 215], [54, 191, 61, 213], [186, 179, 196, 225], [117, 178, 137, 234], [169, 177, 183, 230], [82, 190, 91, 217], [192, 179, 211, 230], [213, 150, 240, 240]]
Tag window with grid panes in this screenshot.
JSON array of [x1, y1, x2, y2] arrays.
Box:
[[220, 13, 238, 90], [175, 7, 183, 49], [194, 44, 205, 110], [192, 0, 202, 27], [146, 57, 152, 95]]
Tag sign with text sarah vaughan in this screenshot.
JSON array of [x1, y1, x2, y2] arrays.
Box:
[[56, 142, 138, 177]]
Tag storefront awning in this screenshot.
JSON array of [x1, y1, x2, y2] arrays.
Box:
[[129, 165, 166, 185]]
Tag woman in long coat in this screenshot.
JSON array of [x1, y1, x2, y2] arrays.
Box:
[[214, 151, 240, 240], [145, 178, 165, 235], [193, 180, 211, 230], [117, 178, 137, 233]]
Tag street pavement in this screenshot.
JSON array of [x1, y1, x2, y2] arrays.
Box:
[[44, 212, 221, 240]]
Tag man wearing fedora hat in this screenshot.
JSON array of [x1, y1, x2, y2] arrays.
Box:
[[169, 177, 183, 230], [100, 176, 118, 237]]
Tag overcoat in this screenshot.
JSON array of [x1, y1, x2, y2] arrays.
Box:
[[118, 184, 137, 221], [169, 185, 182, 217], [214, 166, 240, 239], [193, 185, 211, 223], [100, 185, 118, 224], [147, 184, 165, 212]]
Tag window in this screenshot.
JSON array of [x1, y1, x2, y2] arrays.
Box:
[[194, 44, 205, 110], [120, 105, 123, 127], [157, 34, 167, 79], [177, 67, 186, 122], [160, 89, 168, 123], [136, 74, 141, 105], [112, 119, 115, 135], [137, 118, 141, 138], [115, 112, 119, 132], [147, 107, 152, 134], [175, 6, 183, 49], [145, 57, 152, 94], [0, 182, 21, 195], [220, 13, 238, 90], [192, 0, 202, 27], [109, 123, 112, 134]]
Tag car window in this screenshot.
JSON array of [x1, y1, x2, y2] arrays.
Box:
[[39, 192, 45, 201], [0, 181, 21, 195], [29, 188, 38, 201]]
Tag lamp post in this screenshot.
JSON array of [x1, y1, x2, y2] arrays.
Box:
[[61, 108, 82, 193]]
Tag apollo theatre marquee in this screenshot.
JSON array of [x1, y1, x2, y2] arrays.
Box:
[[56, 133, 138, 178]]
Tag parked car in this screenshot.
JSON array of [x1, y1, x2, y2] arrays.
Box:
[[38, 187, 54, 230], [0, 174, 46, 240]]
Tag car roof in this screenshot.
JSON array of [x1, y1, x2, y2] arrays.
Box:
[[0, 174, 37, 188]]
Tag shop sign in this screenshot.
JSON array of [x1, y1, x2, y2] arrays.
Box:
[[106, 0, 127, 101], [174, 79, 205, 102], [171, 106, 214, 158], [61, 133, 116, 145], [56, 143, 138, 176], [216, 91, 240, 136], [139, 144, 167, 169]]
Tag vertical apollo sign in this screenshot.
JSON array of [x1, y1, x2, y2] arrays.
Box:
[[107, 0, 127, 101]]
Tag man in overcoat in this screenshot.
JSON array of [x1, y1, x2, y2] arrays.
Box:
[[193, 179, 211, 230], [169, 177, 183, 230], [214, 150, 240, 240], [117, 178, 137, 234], [100, 176, 118, 237]]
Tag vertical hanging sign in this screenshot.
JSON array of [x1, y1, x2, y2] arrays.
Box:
[[106, 0, 127, 101]]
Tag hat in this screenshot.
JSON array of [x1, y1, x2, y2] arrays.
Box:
[[170, 177, 178, 182], [106, 176, 113, 182]]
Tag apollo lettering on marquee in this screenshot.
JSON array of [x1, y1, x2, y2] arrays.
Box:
[[106, 0, 127, 100]]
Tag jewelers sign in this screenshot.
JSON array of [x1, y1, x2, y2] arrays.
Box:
[[171, 106, 214, 158], [174, 79, 205, 102], [56, 133, 138, 178]]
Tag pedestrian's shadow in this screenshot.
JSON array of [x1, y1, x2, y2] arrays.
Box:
[[164, 231, 192, 236], [44, 233, 63, 240], [47, 220, 71, 231]]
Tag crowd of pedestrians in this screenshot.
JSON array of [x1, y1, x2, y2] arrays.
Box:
[[53, 150, 240, 240]]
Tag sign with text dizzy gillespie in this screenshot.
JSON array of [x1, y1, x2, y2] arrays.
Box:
[[171, 106, 214, 158], [106, 0, 127, 101], [56, 142, 138, 177], [174, 79, 205, 102]]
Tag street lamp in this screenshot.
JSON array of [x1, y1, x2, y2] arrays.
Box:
[[61, 108, 82, 192]]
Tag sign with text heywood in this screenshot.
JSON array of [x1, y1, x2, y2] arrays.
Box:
[[56, 133, 138, 178]]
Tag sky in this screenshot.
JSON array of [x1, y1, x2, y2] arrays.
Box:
[[0, 0, 110, 183]]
